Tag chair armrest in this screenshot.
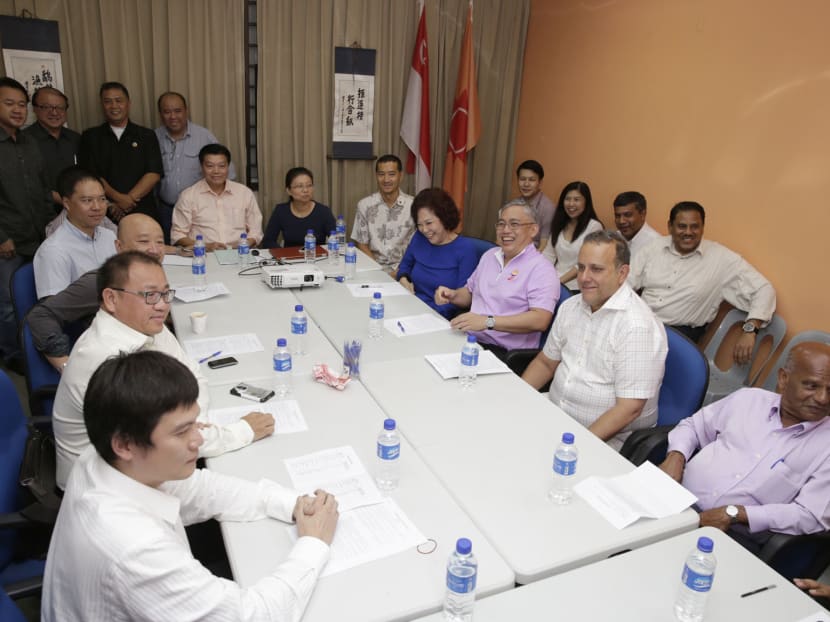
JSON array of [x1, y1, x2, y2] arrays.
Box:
[[620, 426, 673, 466], [0, 511, 31, 530], [4, 576, 43, 599]]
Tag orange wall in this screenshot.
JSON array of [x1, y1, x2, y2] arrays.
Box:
[[515, 0, 830, 336]]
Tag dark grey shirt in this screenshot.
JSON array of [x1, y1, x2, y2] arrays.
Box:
[[22, 122, 81, 197], [28, 269, 98, 357], [0, 128, 54, 256]]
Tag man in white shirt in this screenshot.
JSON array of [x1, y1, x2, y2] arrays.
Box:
[[43, 349, 338, 621], [33, 167, 117, 297], [628, 201, 776, 364], [351, 154, 414, 275], [522, 230, 667, 450], [171, 143, 262, 251], [52, 251, 274, 488], [613, 191, 660, 258]]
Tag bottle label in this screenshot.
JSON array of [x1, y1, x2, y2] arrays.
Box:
[[291, 319, 308, 335], [273, 357, 292, 372], [681, 564, 712, 593], [191, 264, 206, 276], [461, 350, 479, 367], [553, 456, 576, 476], [446, 570, 477, 594], [345, 253, 357, 264], [305, 239, 315, 250], [239, 246, 249, 255], [370, 305, 384, 320], [377, 442, 400, 460], [193, 246, 205, 257]]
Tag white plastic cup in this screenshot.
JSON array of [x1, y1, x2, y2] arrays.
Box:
[[190, 311, 208, 334]]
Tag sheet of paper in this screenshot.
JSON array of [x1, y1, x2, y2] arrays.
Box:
[[424, 349, 512, 379], [384, 313, 450, 337], [289, 498, 427, 577], [208, 400, 308, 434], [182, 333, 264, 360], [284, 446, 383, 512], [574, 462, 698, 529], [174, 282, 230, 303], [794, 612, 830, 622], [346, 282, 410, 298], [214, 249, 241, 265], [162, 254, 193, 267]]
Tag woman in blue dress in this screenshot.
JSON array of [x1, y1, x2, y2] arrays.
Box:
[[397, 188, 479, 318]]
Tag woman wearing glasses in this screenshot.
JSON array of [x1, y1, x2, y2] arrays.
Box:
[[261, 167, 336, 248], [397, 188, 478, 318], [543, 180, 603, 291]]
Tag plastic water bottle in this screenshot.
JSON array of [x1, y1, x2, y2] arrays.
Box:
[[344, 242, 357, 280], [192, 234, 207, 292], [327, 230, 339, 265], [674, 537, 716, 622], [238, 232, 250, 267], [290, 305, 307, 355], [548, 432, 578, 504], [443, 538, 477, 621], [336, 214, 346, 255], [375, 418, 400, 491], [304, 229, 316, 263], [459, 335, 479, 389], [272, 338, 292, 397], [368, 292, 384, 339]]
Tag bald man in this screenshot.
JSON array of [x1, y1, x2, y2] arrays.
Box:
[[29, 213, 170, 371], [661, 341, 830, 548]]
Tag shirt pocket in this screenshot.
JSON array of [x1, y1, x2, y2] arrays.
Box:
[[754, 461, 802, 504]]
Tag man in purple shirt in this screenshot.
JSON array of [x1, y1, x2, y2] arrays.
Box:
[[660, 341, 830, 546], [434, 200, 558, 355]]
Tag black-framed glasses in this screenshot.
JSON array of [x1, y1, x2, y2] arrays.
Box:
[[110, 287, 176, 304], [34, 104, 68, 113], [495, 220, 535, 231]]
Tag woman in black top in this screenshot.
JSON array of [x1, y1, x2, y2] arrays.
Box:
[[261, 167, 335, 247]]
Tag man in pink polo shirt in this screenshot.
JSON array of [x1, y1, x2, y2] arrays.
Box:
[[435, 200, 559, 356]]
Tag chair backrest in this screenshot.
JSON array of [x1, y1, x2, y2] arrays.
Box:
[[0, 370, 29, 570], [761, 330, 830, 392], [658, 327, 710, 426], [20, 319, 61, 417], [466, 237, 497, 262], [538, 284, 572, 348], [9, 262, 36, 327], [0, 589, 26, 622]]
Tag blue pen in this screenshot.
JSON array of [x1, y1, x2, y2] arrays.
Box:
[[770, 458, 785, 470], [198, 351, 222, 364], [397, 321, 406, 334]]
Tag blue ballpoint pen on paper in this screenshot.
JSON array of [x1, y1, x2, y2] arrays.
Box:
[[770, 458, 785, 470], [198, 351, 222, 364], [397, 321, 406, 334]]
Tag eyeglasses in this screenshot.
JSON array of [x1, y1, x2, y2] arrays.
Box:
[[495, 220, 535, 231], [34, 104, 67, 113], [110, 287, 176, 304]]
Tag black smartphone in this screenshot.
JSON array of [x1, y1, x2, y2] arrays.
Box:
[[208, 356, 238, 369]]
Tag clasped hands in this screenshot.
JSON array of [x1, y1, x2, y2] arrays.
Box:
[[293, 489, 339, 545]]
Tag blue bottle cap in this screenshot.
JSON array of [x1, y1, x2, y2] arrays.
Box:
[[295, 304, 303, 312], [348, 242, 355, 247], [277, 338, 287, 347], [466, 335, 477, 343], [456, 538, 472, 555], [307, 229, 314, 234], [330, 230, 336, 235], [562, 432, 575, 444], [373, 292, 382, 299], [196, 234, 203, 240], [384, 418, 396, 430], [697, 537, 714, 553], [240, 233, 247, 239]]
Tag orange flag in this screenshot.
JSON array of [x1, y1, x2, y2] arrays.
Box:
[[442, 0, 480, 221]]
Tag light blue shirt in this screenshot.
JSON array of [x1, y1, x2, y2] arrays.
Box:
[[33, 219, 117, 298], [154, 121, 237, 205]]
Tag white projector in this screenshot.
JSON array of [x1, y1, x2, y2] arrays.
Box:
[[261, 264, 325, 289]]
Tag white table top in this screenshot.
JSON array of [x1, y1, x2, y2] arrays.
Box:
[[206, 369, 515, 622], [414, 527, 829, 621], [360, 355, 699, 583]]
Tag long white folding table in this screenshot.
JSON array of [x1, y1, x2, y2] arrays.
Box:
[[414, 527, 829, 621]]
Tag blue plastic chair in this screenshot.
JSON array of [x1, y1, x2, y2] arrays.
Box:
[[20, 320, 61, 418], [466, 236, 496, 262], [9, 263, 37, 327], [0, 588, 27, 622], [620, 327, 709, 465]]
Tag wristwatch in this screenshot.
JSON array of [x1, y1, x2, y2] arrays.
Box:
[[725, 504, 740, 524], [742, 321, 759, 335], [485, 315, 496, 330]]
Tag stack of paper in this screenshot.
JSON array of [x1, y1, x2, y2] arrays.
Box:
[[209, 400, 308, 434], [574, 462, 698, 529], [182, 333, 264, 360], [346, 282, 410, 298], [424, 349, 512, 379], [174, 282, 230, 303], [384, 313, 450, 337]]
